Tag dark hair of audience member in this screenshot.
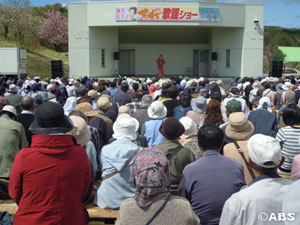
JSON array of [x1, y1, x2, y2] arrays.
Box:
[[180, 93, 191, 108], [132, 83, 139, 92], [210, 92, 221, 102], [110, 81, 116, 88], [167, 86, 179, 100], [203, 99, 224, 126], [197, 124, 224, 151], [282, 104, 300, 126]]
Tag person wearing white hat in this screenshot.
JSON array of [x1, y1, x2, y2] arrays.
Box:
[[5, 84, 23, 108], [0, 105, 28, 180], [94, 113, 141, 209], [281, 82, 296, 108], [178, 117, 202, 159], [67, 79, 77, 98], [142, 101, 167, 147], [220, 134, 293, 225]]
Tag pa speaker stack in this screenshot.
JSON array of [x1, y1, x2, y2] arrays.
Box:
[[271, 61, 283, 78], [51, 60, 64, 78]]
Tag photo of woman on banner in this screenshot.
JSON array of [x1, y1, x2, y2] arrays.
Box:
[[156, 54, 166, 78], [127, 7, 137, 21]]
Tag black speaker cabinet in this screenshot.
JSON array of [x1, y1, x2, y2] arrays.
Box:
[[271, 61, 283, 78], [51, 60, 64, 78]]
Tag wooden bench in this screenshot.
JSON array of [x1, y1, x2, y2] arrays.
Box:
[[0, 200, 118, 223]]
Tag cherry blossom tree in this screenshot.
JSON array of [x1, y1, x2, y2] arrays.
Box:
[[38, 11, 68, 51]]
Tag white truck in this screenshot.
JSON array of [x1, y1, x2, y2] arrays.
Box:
[[0, 48, 27, 79]]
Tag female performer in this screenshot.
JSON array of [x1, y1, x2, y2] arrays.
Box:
[[156, 54, 165, 78]]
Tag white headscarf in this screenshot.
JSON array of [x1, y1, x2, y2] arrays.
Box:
[[63, 97, 78, 116], [256, 97, 272, 112]]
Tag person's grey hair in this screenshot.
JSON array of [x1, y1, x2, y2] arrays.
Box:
[[21, 96, 34, 110], [142, 94, 153, 107]]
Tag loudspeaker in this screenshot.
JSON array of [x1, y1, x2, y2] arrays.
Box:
[[51, 60, 64, 78], [271, 61, 283, 78], [114, 52, 119, 60], [211, 52, 217, 61]]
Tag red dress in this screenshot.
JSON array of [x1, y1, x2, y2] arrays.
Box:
[[9, 135, 92, 225], [156, 57, 165, 77]]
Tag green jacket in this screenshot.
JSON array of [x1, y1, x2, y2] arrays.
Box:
[[0, 115, 28, 178], [156, 139, 196, 194]]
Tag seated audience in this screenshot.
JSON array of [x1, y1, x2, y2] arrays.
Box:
[[142, 101, 167, 147], [156, 117, 195, 194], [179, 124, 246, 225], [9, 102, 92, 225], [94, 114, 141, 209], [116, 147, 200, 225], [224, 112, 255, 184], [219, 134, 293, 225], [179, 116, 202, 159]]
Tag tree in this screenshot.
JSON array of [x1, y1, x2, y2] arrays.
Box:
[[0, 5, 17, 39], [0, 0, 32, 39], [38, 11, 68, 51]]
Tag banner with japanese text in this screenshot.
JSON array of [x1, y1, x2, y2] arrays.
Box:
[[116, 7, 219, 22]]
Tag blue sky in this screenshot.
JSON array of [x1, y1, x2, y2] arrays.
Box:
[[29, 0, 300, 28]]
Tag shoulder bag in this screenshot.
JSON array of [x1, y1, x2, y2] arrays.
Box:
[[233, 140, 256, 180], [101, 147, 141, 182]]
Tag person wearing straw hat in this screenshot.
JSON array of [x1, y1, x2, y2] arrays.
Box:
[[76, 102, 109, 146], [223, 112, 255, 184], [0, 105, 28, 179], [115, 147, 200, 225], [142, 101, 167, 147], [68, 115, 97, 178], [220, 134, 292, 225], [281, 82, 295, 108], [9, 102, 92, 225], [96, 97, 113, 138], [94, 114, 142, 209]]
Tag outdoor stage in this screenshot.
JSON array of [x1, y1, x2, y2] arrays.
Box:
[[68, 0, 264, 78]]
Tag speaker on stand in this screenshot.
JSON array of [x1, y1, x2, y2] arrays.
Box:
[[271, 61, 283, 78], [51, 60, 64, 78]]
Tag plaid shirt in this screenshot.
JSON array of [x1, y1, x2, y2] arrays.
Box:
[[126, 101, 142, 114]]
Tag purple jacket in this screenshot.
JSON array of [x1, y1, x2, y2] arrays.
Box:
[[179, 150, 246, 225]]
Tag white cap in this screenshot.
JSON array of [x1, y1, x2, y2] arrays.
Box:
[[2, 105, 17, 117], [179, 117, 198, 139], [248, 134, 282, 168]]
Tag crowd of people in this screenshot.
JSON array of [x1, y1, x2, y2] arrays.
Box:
[[0, 74, 300, 225]]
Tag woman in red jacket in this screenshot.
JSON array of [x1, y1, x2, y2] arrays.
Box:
[[9, 102, 93, 225], [156, 54, 165, 78]]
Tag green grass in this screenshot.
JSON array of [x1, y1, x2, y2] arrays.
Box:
[[0, 39, 69, 79]]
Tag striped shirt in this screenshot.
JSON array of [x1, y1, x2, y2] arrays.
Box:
[[276, 126, 300, 171]]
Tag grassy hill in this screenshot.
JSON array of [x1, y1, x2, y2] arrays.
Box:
[[0, 39, 68, 79]]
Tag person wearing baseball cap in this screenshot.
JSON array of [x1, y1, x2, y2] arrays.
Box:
[[220, 134, 293, 225], [0, 105, 28, 180]]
